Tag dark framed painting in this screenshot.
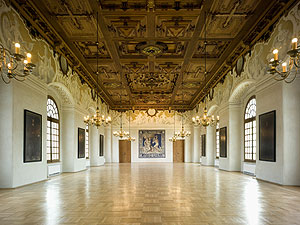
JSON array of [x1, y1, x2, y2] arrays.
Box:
[[220, 127, 227, 158], [78, 128, 85, 158], [99, 134, 104, 156], [259, 110, 276, 162], [24, 110, 42, 163], [201, 134, 206, 157], [139, 130, 165, 158]]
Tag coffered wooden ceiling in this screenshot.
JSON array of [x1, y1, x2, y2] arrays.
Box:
[[9, 0, 298, 110]]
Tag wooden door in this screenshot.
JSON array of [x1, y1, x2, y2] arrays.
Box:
[[173, 140, 185, 163], [119, 140, 131, 163]]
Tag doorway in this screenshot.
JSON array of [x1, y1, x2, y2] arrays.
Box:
[[119, 140, 131, 163], [173, 140, 185, 162]]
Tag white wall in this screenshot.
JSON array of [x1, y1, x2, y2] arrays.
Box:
[[104, 126, 112, 162], [60, 106, 88, 173], [90, 125, 105, 166], [282, 76, 300, 185], [218, 105, 230, 171], [0, 80, 14, 188], [255, 78, 283, 184], [0, 77, 49, 188]]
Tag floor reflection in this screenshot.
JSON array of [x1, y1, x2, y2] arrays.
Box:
[[0, 164, 300, 225]]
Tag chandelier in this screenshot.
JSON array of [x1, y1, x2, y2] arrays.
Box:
[[113, 78, 132, 140], [175, 68, 191, 139], [84, 12, 111, 128], [169, 109, 177, 142], [192, 12, 219, 127], [126, 109, 135, 141], [192, 107, 219, 127], [0, 42, 35, 84], [84, 107, 111, 128], [113, 110, 130, 139], [268, 37, 299, 83], [175, 120, 191, 139]]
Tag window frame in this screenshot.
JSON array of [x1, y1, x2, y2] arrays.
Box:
[[47, 96, 60, 163], [244, 96, 256, 162]]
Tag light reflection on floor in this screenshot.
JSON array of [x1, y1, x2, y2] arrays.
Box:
[[0, 163, 300, 225]]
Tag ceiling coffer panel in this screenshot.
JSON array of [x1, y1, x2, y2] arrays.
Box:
[[156, 15, 199, 38], [74, 41, 110, 59], [105, 15, 147, 38], [9, 0, 298, 110]]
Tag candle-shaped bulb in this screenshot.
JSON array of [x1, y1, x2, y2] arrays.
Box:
[[15, 43, 20, 54], [7, 62, 12, 74], [217, 116, 220, 121], [212, 115, 214, 120], [192, 117, 195, 122], [282, 62, 287, 72], [24, 60, 28, 71], [270, 58, 274, 62], [26, 53, 32, 63], [292, 38, 298, 50], [273, 49, 278, 61]]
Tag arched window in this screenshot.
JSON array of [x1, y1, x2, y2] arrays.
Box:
[[216, 123, 220, 158], [244, 96, 256, 161], [85, 124, 89, 159], [47, 97, 60, 163]]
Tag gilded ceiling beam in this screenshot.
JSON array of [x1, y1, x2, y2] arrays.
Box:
[[189, 0, 299, 109], [87, 0, 133, 105]]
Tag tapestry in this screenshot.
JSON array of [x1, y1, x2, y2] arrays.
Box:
[[139, 130, 165, 158]]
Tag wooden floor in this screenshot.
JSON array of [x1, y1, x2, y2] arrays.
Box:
[[1, 163, 300, 225]]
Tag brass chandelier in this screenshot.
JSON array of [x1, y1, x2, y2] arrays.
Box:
[[0, 42, 35, 84], [192, 12, 219, 127], [268, 37, 300, 83], [84, 12, 111, 128], [126, 109, 135, 142], [113, 110, 129, 139], [113, 80, 130, 140], [175, 70, 191, 140], [169, 109, 177, 142]]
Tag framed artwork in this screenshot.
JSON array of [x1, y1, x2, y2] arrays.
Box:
[[99, 134, 104, 156], [78, 128, 85, 158], [259, 110, 276, 162], [201, 134, 206, 157], [24, 110, 42, 163], [220, 127, 227, 158], [139, 130, 165, 158]]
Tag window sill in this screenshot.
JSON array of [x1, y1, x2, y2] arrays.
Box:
[[47, 161, 61, 165], [244, 160, 256, 164]]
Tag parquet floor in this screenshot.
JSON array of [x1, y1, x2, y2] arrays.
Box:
[[0, 163, 300, 225]]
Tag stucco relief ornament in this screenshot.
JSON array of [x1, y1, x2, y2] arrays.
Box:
[[146, 108, 157, 117]]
